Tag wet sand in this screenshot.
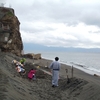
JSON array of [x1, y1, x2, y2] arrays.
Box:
[[0, 52, 100, 100]]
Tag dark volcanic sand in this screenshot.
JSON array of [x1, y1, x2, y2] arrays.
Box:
[[0, 52, 100, 100]]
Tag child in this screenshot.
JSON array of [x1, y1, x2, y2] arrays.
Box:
[[12, 60, 24, 67], [15, 64, 26, 76], [20, 58, 26, 65], [28, 69, 36, 80]]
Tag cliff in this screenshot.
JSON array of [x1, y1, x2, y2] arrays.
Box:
[[0, 7, 23, 56]]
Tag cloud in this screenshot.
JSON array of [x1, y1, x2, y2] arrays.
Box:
[[5, 0, 100, 48], [0, 0, 6, 6]]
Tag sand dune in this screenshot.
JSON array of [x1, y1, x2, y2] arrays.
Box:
[[0, 52, 100, 100]]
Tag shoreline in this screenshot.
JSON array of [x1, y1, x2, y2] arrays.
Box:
[[39, 51, 100, 76], [42, 57, 100, 77], [33, 57, 100, 81]]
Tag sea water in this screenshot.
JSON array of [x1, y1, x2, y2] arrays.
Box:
[[29, 51, 100, 76]]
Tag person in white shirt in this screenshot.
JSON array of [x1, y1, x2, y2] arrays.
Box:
[[49, 57, 61, 87], [15, 64, 26, 75]]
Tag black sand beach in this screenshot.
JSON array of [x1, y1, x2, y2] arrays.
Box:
[[0, 52, 100, 100]]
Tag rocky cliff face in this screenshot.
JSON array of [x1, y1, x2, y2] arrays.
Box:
[[0, 7, 23, 56]]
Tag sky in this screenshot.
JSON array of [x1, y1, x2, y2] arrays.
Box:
[[1, 0, 100, 50]]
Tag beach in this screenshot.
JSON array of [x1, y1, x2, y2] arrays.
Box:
[[0, 52, 100, 100]]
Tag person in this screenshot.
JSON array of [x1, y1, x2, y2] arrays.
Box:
[[12, 59, 24, 67], [20, 58, 26, 65], [15, 64, 26, 75], [28, 69, 36, 80], [12, 59, 26, 76], [49, 57, 61, 87]]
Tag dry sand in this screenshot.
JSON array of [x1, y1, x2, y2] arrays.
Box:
[[0, 52, 100, 100]]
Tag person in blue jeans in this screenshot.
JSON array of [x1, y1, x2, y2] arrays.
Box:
[[49, 57, 61, 87]]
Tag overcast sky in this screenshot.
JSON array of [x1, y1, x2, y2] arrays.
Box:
[[2, 0, 100, 48]]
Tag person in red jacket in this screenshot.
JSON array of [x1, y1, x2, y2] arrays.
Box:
[[28, 69, 36, 80]]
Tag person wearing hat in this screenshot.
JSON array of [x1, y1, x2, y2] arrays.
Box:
[[49, 57, 61, 87]]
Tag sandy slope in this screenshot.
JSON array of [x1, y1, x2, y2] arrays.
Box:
[[0, 52, 100, 100]]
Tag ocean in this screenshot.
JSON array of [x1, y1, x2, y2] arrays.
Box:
[[30, 51, 100, 76]]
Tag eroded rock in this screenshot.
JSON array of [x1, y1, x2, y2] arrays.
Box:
[[0, 7, 23, 56]]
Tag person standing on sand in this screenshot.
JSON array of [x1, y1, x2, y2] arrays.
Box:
[[49, 57, 61, 87]]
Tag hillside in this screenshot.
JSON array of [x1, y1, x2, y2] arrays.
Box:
[[1, 52, 100, 100]]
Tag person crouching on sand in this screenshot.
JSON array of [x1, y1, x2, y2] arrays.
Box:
[[12, 60, 24, 67], [49, 57, 61, 87], [15, 64, 26, 76], [28, 69, 36, 80], [20, 58, 26, 65]]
